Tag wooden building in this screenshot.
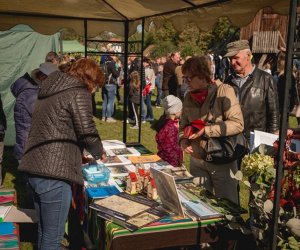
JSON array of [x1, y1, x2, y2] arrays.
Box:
[[240, 7, 289, 54]]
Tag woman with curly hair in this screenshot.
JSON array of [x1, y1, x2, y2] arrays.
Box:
[[19, 58, 105, 249]]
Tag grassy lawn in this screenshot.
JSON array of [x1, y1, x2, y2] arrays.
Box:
[[3, 89, 296, 249]]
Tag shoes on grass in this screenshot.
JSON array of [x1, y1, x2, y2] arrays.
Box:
[[130, 125, 139, 129], [146, 117, 154, 122], [106, 117, 117, 123], [127, 118, 135, 124]]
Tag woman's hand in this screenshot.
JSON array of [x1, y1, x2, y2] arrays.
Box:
[[188, 128, 205, 140], [180, 139, 193, 154], [101, 149, 107, 161]]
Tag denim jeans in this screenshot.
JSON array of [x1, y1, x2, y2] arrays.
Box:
[[102, 84, 117, 119], [141, 96, 147, 121], [144, 91, 153, 119], [28, 175, 72, 250]]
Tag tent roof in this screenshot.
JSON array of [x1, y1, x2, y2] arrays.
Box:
[[0, 0, 289, 38]]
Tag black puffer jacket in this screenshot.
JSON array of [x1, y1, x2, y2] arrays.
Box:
[[18, 71, 103, 185], [225, 67, 280, 139]]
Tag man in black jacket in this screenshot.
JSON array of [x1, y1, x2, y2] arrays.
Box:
[[224, 40, 280, 140], [162, 52, 180, 97]]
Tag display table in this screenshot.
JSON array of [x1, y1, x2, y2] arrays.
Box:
[[90, 210, 223, 250]]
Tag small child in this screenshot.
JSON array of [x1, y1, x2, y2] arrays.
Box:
[[129, 71, 141, 129], [152, 95, 183, 167]]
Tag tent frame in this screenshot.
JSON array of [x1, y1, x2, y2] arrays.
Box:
[[1, 1, 297, 249]]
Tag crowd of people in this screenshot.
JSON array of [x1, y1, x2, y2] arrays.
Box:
[[0, 38, 297, 249]]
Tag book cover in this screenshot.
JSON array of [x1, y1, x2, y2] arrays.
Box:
[[102, 140, 126, 150], [98, 155, 131, 166], [178, 183, 247, 216], [125, 143, 153, 155], [106, 147, 141, 157], [90, 192, 159, 221], [182, 200, 223, 220], [107, 164, 130, 177], [128, 155, 161, 164], [151, 165, 194, 183], [96, 206, 168, 231], [150, 168, 185, 217]]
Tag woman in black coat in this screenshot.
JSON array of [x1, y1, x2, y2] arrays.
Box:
[[19, 58, 105, 250]]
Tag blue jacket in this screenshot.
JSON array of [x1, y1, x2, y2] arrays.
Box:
[[11, 73, 38, 160], [0, 95, 7, 142]]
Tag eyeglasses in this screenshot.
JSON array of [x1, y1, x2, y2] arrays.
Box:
[[183, 75, 196, 83]]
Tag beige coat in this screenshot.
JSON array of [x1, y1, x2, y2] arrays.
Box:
[[179, 81, 244, 159]]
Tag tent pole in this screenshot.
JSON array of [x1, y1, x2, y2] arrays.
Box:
[[123, 20, 129, 143], [59, 30, 63, 61], [84, 19, 87, 58], [270, 0, 297, 249], [138, 18, 145, 143]]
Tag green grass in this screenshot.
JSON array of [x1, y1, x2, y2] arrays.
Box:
[[5, 89, 296, 249]]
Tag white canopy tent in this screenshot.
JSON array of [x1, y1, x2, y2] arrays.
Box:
[[0, 1, 296, 249]]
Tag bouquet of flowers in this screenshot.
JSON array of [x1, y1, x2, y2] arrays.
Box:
[[231, 148, 300, 249]]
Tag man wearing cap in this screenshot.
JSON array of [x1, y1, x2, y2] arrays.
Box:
[[224, 40, 279, 140], [11, 62, 58, 162]]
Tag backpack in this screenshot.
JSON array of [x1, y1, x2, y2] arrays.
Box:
[[100, 62, 112, 85]]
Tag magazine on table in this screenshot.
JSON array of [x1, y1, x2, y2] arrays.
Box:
[[90, 192, 160, 220], [98, 155, 131, 166], [102, 139, 126, 150], [105, 147, 141, 157], [151, 164, 194, 183], [177, 183, 247, 216], [125, 143, 153, 155], [127, 155, 161, 164], [96, 206, 167, 231], [107, 164, 135, 177]]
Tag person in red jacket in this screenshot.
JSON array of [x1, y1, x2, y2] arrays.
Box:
[[153, 95, 183, 167]]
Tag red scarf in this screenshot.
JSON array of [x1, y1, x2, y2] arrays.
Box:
[[190, 89, 208, 105]]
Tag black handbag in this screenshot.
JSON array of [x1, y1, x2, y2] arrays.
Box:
[[204, 133, 249, 164], [204, 84, 249, 164]]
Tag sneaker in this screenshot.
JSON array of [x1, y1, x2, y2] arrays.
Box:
[[127, 118, 135, 124], [146, 117, 154, 122], [155, 105, 161, 108], [141, 120, 146, 124], [130, 125, 139, 129], [106, 117, 116, 123], [101, 117, 106, 122]]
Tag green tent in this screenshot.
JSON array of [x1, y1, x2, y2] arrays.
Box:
[[0, 24, 60, 146], [62, 40, 85, 53]]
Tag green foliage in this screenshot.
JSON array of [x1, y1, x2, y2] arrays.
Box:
[[153, 21, 179, 44], [151, 41, 177, 59], [142, 18, 239, 58], [211, 17, 240, 45]]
